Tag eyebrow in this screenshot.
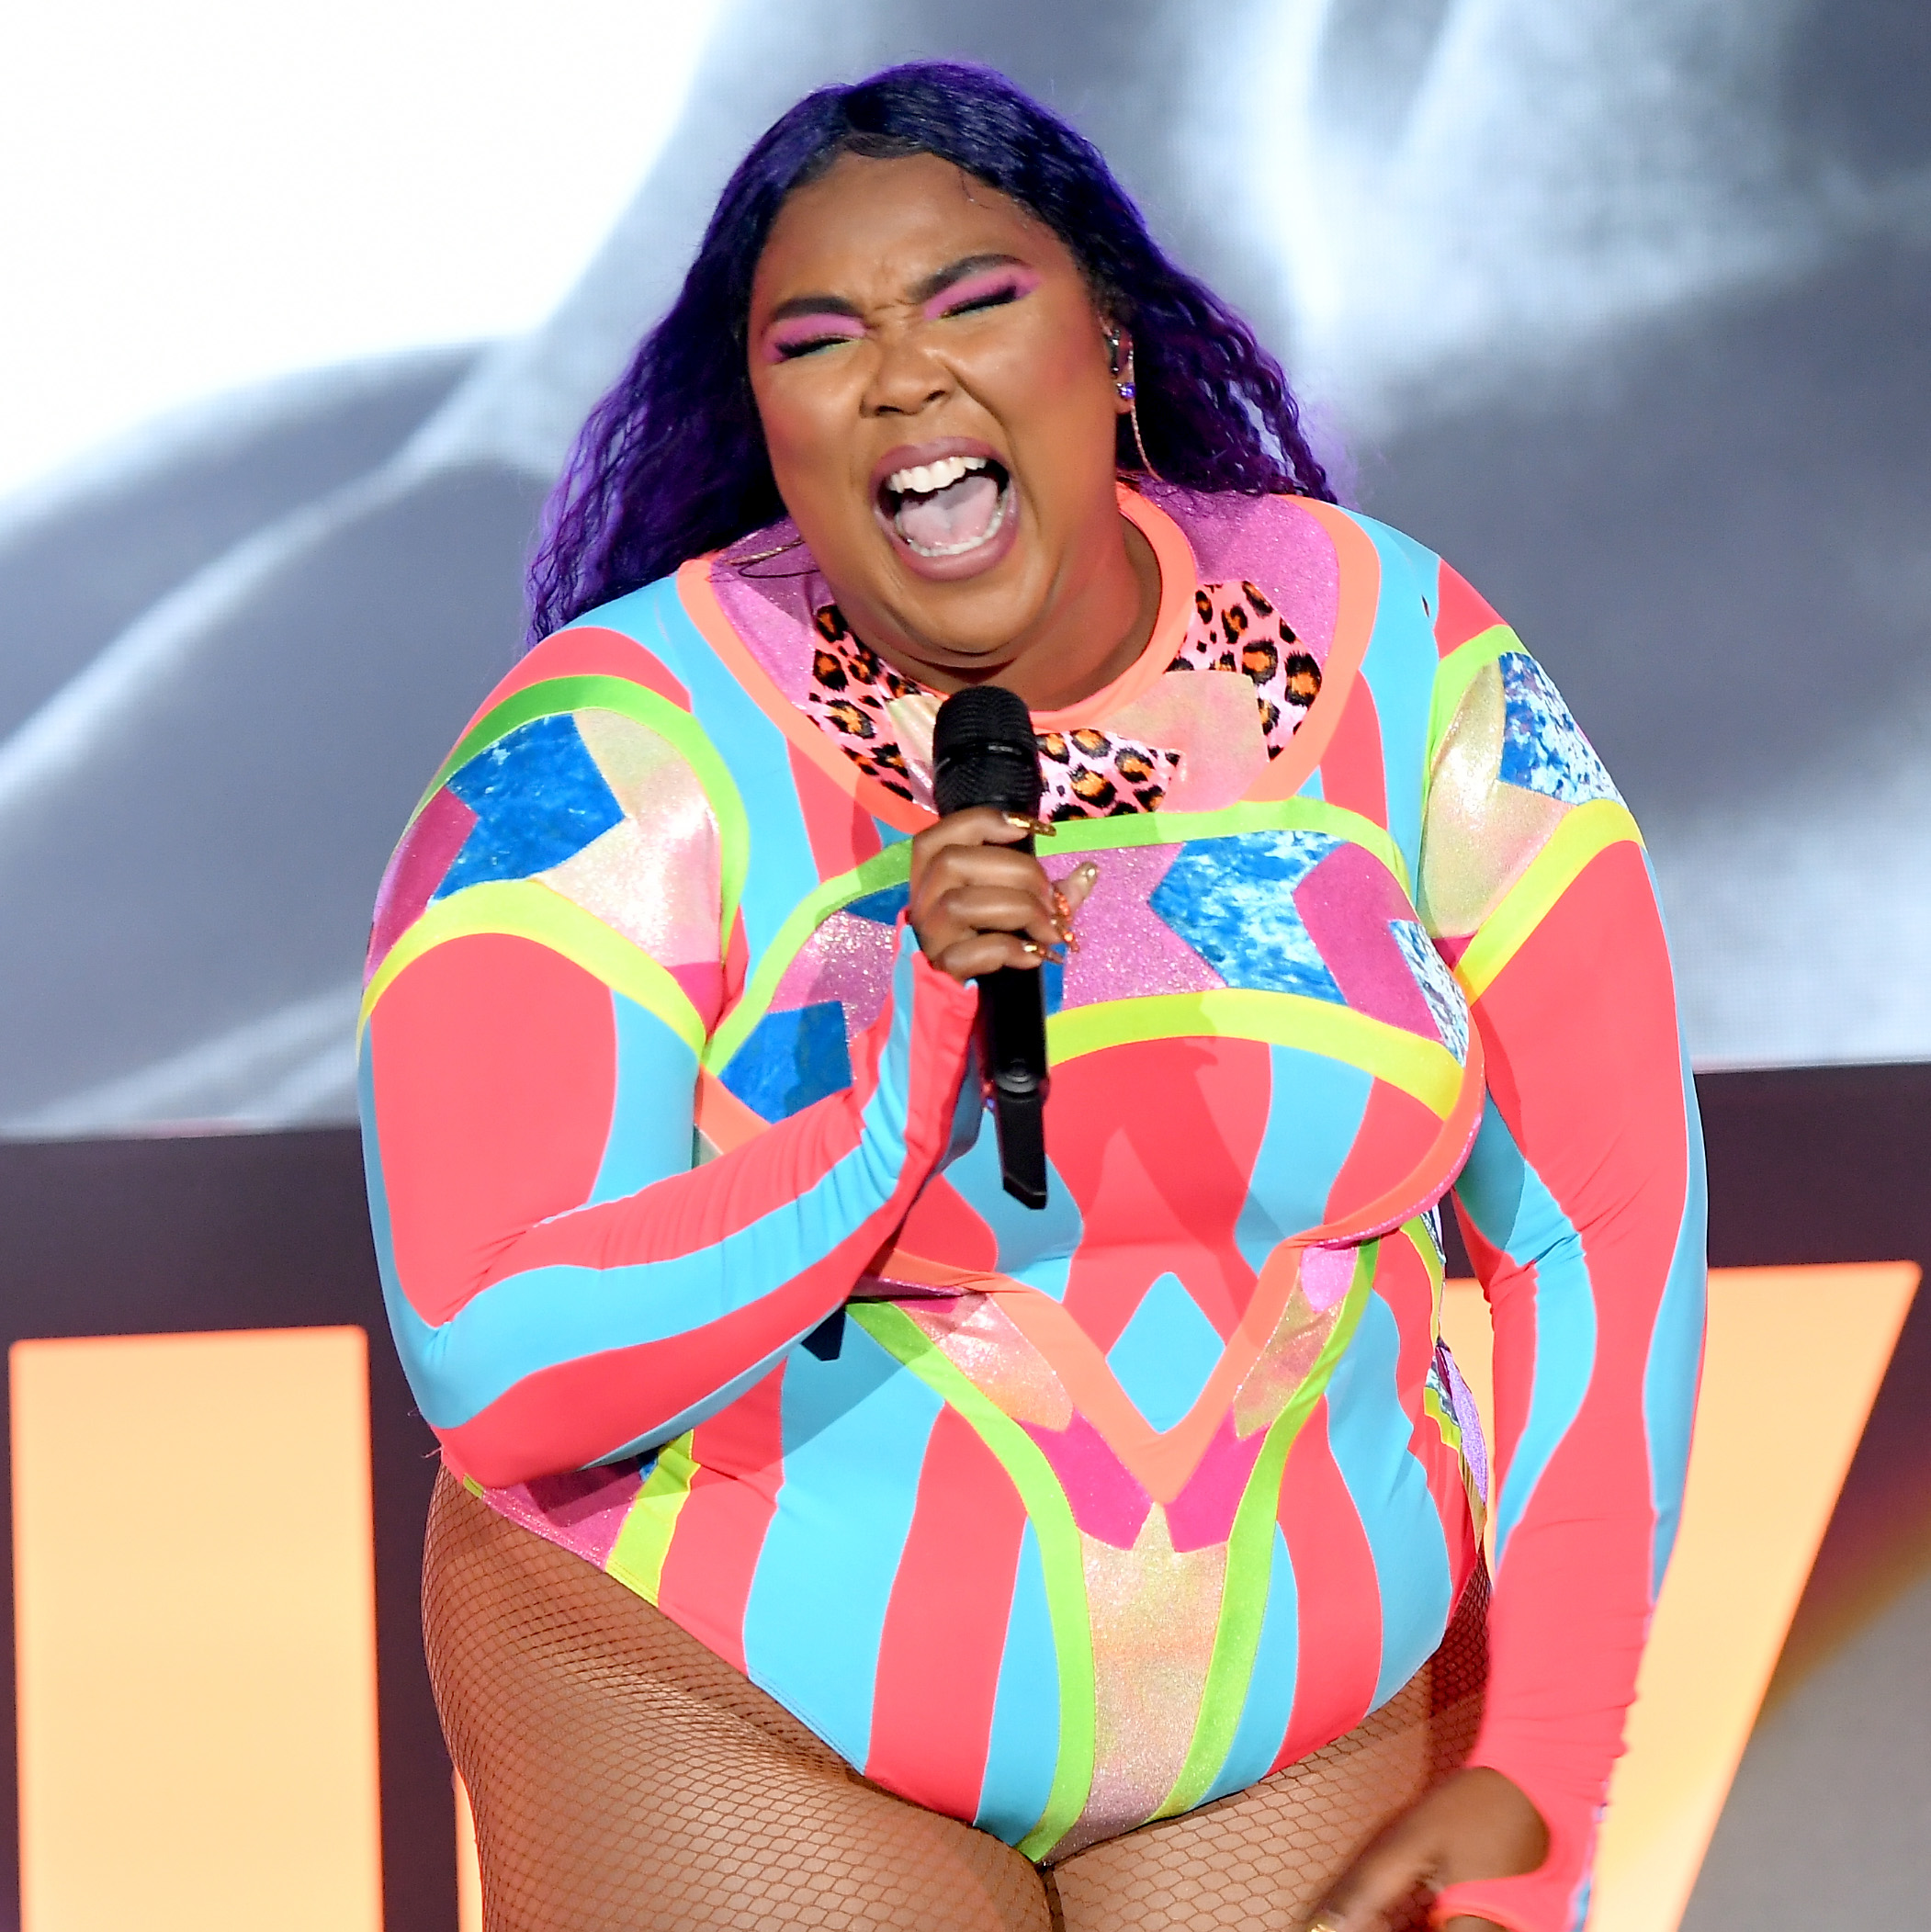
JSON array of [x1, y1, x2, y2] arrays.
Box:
[[761, 254, 1029, 327], [909, 252, 1027, 306]]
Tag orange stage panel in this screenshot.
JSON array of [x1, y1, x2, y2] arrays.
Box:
[[10, 1327, 385, 1932], [1439, 1262, 1916, 1932], [457, 1773, 483, 1932]]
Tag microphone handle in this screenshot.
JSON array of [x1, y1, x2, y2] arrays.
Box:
[[981, 962, 1049, 1209]]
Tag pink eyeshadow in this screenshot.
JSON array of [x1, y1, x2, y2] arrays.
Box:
[[923, 265, 1040, 319], [762, 312, 864, 361]]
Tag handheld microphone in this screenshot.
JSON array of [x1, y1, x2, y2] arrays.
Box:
[[932, 684, 1051, 1210]]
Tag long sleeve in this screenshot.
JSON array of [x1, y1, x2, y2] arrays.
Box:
[[358, 691, 981, 1490], [1417, 578, 1707, 1932]]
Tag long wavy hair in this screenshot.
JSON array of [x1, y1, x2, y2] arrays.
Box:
[[525, 62, 1335, 644]]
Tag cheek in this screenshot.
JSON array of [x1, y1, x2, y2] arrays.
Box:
[[753, 378, 859, 503], [987, 311, 1112, 431]]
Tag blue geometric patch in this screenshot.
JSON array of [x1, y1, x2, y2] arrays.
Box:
[[720, 1001, 853, 1121], [1496, 653, 1620, 807], [1149, 830, 1345, 1001], [437, 714, 626, 896], [843, 883, 910, 924], [1390, 920, 1470, 1061], [1106, 1271, 1225, 1434]]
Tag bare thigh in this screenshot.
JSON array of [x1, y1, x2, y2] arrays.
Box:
[[422, 1469, 1052, 1932]]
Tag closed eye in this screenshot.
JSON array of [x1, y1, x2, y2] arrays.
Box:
[[773, 333, 854, 360], [762, 310, 865, 364], [942, 281, 1023, 319], [926, 264, 1041, 322]]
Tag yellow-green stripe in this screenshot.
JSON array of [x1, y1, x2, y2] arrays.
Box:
[[360, 877, 705, 1054], [1047, 991, 1462, 1115], [1426, 624, 1519, 764], [1456, 798, 1643, 1003], [604, 1433, 702, 1602]]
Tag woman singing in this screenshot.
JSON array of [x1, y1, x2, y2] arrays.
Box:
[[359, 62, 1705, 1932]]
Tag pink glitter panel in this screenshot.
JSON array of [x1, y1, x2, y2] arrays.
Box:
[[1294, 843, 1440, 1040], [1021, 1409, 1155, 1549], [366, 786, 476, 977], [1045, 845, 1224, 1008], [765, 909, 898, 1036], [1164, 1410, 1270, 1553], [1140, 483, 1339, 668], [480, 1463, 644, 1569], [708, 523, 830, 705], [1299, 1246, 1358, 1314]]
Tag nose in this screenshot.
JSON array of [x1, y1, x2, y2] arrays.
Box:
[[864, 327, 952, 418]]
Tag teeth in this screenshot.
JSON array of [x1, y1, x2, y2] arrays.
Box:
[[886, 453, 989, 497]]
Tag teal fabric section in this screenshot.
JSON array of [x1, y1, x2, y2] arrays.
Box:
[[1377, 523, 1445, 624], [1106, 1271, 1225, 1432], [742, 1322, 944, 1769], [1235, 1045, 1374, 1274], [1325, 1291, 1453, 1706], [942, 1124, 1084, 1293], [1342, 512, 1442, 876], [587, 989, 698, 1204], [1643, 989, 1709, 1596], [973, 1524, 1061, 1843], [1201, 1522, 1300, 1802], [1452, 1100, 1599, 1570]]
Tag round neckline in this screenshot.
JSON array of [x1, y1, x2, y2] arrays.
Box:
[[812, 483, 1196, 731], [1029, 485, 1195, 729]]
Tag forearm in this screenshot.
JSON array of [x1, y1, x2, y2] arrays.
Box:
[[365, 926, 981, 1486]]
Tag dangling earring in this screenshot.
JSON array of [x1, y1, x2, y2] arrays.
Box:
[[1107, 329, 1159, 480]]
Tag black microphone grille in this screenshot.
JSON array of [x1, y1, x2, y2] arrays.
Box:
[[932, 684, 1042, 819]]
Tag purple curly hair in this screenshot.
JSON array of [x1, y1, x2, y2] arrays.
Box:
[[525, 62, 1335, 645]]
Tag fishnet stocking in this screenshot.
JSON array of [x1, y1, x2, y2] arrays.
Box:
[[423, 1470, 1485, 1931]]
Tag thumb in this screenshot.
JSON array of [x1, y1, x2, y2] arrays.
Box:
[[1304, 1813, 1440, 1931]]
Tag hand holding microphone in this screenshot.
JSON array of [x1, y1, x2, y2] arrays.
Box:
[[908, 685, 1098, 1207]]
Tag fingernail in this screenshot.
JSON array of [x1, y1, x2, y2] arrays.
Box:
[[1004, 813, 1057, 837], [1073, 859, 1100, 882]]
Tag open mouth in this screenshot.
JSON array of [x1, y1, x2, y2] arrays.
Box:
[[878, 453, 1012, 559]]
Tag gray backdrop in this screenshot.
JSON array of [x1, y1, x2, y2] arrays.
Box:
[[4, 0, 1926, 1135]]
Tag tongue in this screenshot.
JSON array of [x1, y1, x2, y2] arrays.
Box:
[[898, 470, 1000, 551]]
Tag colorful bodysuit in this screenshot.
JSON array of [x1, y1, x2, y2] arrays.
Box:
[[359, 484, 1705, 1932]]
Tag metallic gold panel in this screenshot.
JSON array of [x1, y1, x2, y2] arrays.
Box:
[[11, 1328, 383, 1932]]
